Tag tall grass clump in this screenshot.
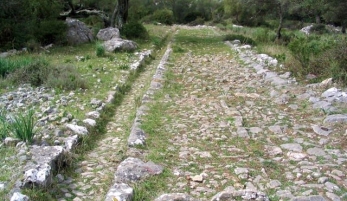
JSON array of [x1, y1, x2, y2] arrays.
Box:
[[9, 110, 36, 143], [0, 110, 9, 140], [7, 58, 50, 86], [95, 43, 106, 57], [0, 57, 34, 78], [251, 28, 276, 44]]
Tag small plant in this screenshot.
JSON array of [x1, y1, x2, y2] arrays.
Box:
[[9, 110, 36, 143], [0, 109, 9, 140], [121, 21, 149, 40], [95, 43, 105, 57], [45, 65, 88, 90], [118, 64, 130, 70]]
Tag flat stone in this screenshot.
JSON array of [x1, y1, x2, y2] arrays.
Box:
[[83, 118, 96, 127], [276, 190, 294, 199], [281, 143, 303, 152], [290, 195, 326, 201], [265, 146, 283, 156], [287, 152, 307, 161], [211, 186, 270, 201], [115, 157, 163, 183], [155, 193, 198, 201], [324, 114, 347, 124], [104, 183, 133, 201], [307, 147, 326, 156], [311, 125, 332, 136], [267, 180, 281, 189], [234, 167, 248, 175], [326, 192, 341, 201], [191, 175, 204, 183], [66, 124, 88, 135], [10, 192, 30, 201], [325, 182, 340, 192]]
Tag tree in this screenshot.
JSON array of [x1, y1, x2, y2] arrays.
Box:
[[111, 0, 129, 28], [323, 0, 347, 33]]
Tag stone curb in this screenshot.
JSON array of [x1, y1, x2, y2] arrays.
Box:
[[9, 49, 153, 200], [104, 45, 172, 200]]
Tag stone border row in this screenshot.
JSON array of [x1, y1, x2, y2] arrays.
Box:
[[10, 50, 153, 201], [104, 44, 172, 201]]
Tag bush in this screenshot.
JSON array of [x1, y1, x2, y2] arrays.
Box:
[[96, 43, 106, 57], [45, 65, 88, 90], [6, 59, 88, 90], [184, 12, 203, 24], [310, 40, 347, 84], [9, 109, 36, 143], [152, 9, 174, 25], [310, 24, 328, 34], [223, 34, 256, 46], [8, 58, 50, 86], [288, 35, 335, 68], [121, 21, 149, 39], [188, 17, 205, 26]]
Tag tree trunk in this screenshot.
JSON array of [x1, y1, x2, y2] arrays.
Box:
[[342, 24, 346, 34], [315, 14, 321, 24], [111, 0, 129, 29], [276, 2, 283, 41]]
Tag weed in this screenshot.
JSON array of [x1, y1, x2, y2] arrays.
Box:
[[95, 43, 106, 57], [45, 65, 88, 90], [118, 64, 130, 70], [0, 109, 9, 140], [9, 109, 36, 143]]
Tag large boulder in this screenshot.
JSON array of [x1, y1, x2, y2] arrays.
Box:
[[103, 38, 138, 52], [97, 27, 120, 41], [66, 18, 94, 45]]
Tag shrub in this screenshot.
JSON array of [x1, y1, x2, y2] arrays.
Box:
[[309, 40, 347, 84], [96, 43, 106, 57], [121, 21, 149, 39], [223, 34, 256, 46], [9, 109, 36, 143], [188, 17, 205, 26], [152, 9, 174, 25], [45, 65, 88, 90], [184, 12, 203, 24], [310, 24, 328, 34], [288, 35, 335, 68], [8, 58, 50, 86], [0, 57, 34, 78]]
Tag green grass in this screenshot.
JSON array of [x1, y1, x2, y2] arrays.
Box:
[[9, 109, 36, 143]]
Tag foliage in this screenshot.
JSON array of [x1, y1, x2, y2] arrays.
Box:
[[310, 24, 328, 34], [45, 65, 88, 90], [0, 0, 66, 50], [0, 110, 9, 140], [7, 58, 50, 86], [96, 43, 106, 57], [223, 34, 257, 46], [3, 58, 87, 90], [9, 109, 36, 143], [288, 35, 335, 68], [309, 39, 347, 84], [152, 9, 174, 25], [0, 57, 34, 78], [121, 21, 149, 40], [188, 17, 205, 26]]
